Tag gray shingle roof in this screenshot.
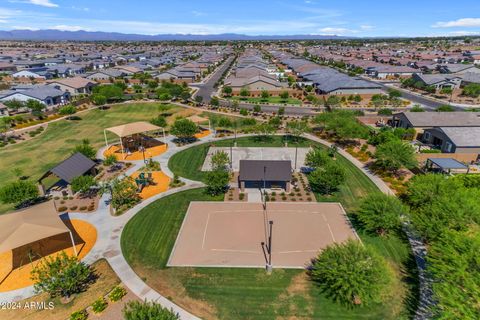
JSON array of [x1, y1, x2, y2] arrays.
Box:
[[239, 160, 292, 181], [437, 127, 480, 147], [397, 112, 480, 127], [48, 152, 96, 183]]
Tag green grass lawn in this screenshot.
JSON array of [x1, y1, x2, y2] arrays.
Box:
[[169, 135, 378, 212], [122, 188, 417, 320], [0, 102, 207, 214], [230, 96, 303, 105]]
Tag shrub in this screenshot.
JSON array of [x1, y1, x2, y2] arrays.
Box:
[[69, 206, 78, 211], [123, 300, 179, 320], [71, 175, 96, 194], [91, 297, 108, 313], [31, 252, 94, 298], [310, 240, 392, 306], [104, 154, 118, 166], [79, 206, 87, 211], [0, 180, 39, 205], [70, 310, 88, 320], [57, 206, 68, 212], [239, 193, 245, 200], [357, 193, 407, 236], [308, 162, 346, 195], [59, 105, 77, 115]]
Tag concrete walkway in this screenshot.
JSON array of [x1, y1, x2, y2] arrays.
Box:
[[0, 132, 432, 319]]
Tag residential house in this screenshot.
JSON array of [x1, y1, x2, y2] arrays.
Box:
[[47, 77, 97, 96], [422, 127, 480, 154], [0, 85, 70, 106]]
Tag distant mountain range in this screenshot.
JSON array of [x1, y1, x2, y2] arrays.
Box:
[[0, 29, 351, 41]]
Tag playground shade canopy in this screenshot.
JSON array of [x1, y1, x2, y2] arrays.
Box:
[[42, 152, 96, 184], [186, 115, 209, 124], [105, 121, 161, 138], [0, 201, 70, 254]]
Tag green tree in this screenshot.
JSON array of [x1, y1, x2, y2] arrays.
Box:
[[71, 175, 96, 194], [357, 193, 407, 236], [31, 252, 94, 298], [123, 300, 179, 320], [0, 180, 39, 205], [194, 95, 203, 105], [0, 116, 13, 140], [387, 88, 402, 99], [170, 119, 197, 140], [92, 85, 124, 102], [462, 83, 480, 98], [261, 90, 270, 101], [410, 104, 425, 112], [109, 177, 141, 211], [58, 105, 76, 115], [305, 147, 332, 168], [308, 162, 346, 195], [150, 115, 167, 128], [253, 105, 261, 113], [210, 96, 220, 107], [286, 120, 309, 141], [158, 92, 172, 102], [26, 99, 46, 118], [205, 169, 230, 196], [278, 107, 285, 116], [92, 94, 107, 106], [310, 240, 391, 306], [72, 139, 96, 159], [374, 140, 417, 173], [325, 95, 341, 109], [180, 91, 191, 102], [103, 154, 118, 166], [314, 110, 369, 141], [222, 86, 233, 96], [428, 230, 480, 319], [239, 87, 250, 99], [211, 150, 229, 170], [279, 91, 289, 102]]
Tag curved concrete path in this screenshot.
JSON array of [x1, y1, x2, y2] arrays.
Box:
[[0, 132, 432, 319]]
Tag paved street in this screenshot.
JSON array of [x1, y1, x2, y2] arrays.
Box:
[[191, 56, 235, 103]]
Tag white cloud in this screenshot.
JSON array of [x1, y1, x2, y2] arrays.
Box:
[[191, 11, 206, 17], [29, 0, 58, 7], [0, 20, 7, 23], [360, 25, 374, 30], [11, 25, 39, 30], [433, 18, 480, 28], [448, 30, 480, 36], [50, 25, 88, 31], [318, 27, 358, 35]]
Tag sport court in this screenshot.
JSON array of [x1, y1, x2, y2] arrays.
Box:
[[168, 202, 359, 269], [201, 147, 311, 171]]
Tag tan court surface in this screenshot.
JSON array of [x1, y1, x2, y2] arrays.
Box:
[[168, 202, 358, 269]]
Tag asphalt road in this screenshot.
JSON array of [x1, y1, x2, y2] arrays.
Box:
[[191, 56, 235, 103]]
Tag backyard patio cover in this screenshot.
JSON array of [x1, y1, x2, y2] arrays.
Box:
[[0, 201, 72, 254], [105, 121, 161, 138], [427, 158, 468, 170]]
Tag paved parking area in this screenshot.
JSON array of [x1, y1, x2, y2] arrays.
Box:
[[167, 202, 359, 269], [202, 147, 311, 171]]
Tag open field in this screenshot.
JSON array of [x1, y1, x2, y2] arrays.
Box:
[[121, 188, 418, 320], [0, 103, 240, 214]]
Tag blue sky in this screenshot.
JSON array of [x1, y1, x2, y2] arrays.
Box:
[[1, 0, 480, 36]]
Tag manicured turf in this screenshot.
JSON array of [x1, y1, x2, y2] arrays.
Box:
[[0, 103, 216, 214], [168, 135, 314, 183], [121, 188, 224, 269], [122, 188, 417, 320], [169, 135, 379, 211]]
